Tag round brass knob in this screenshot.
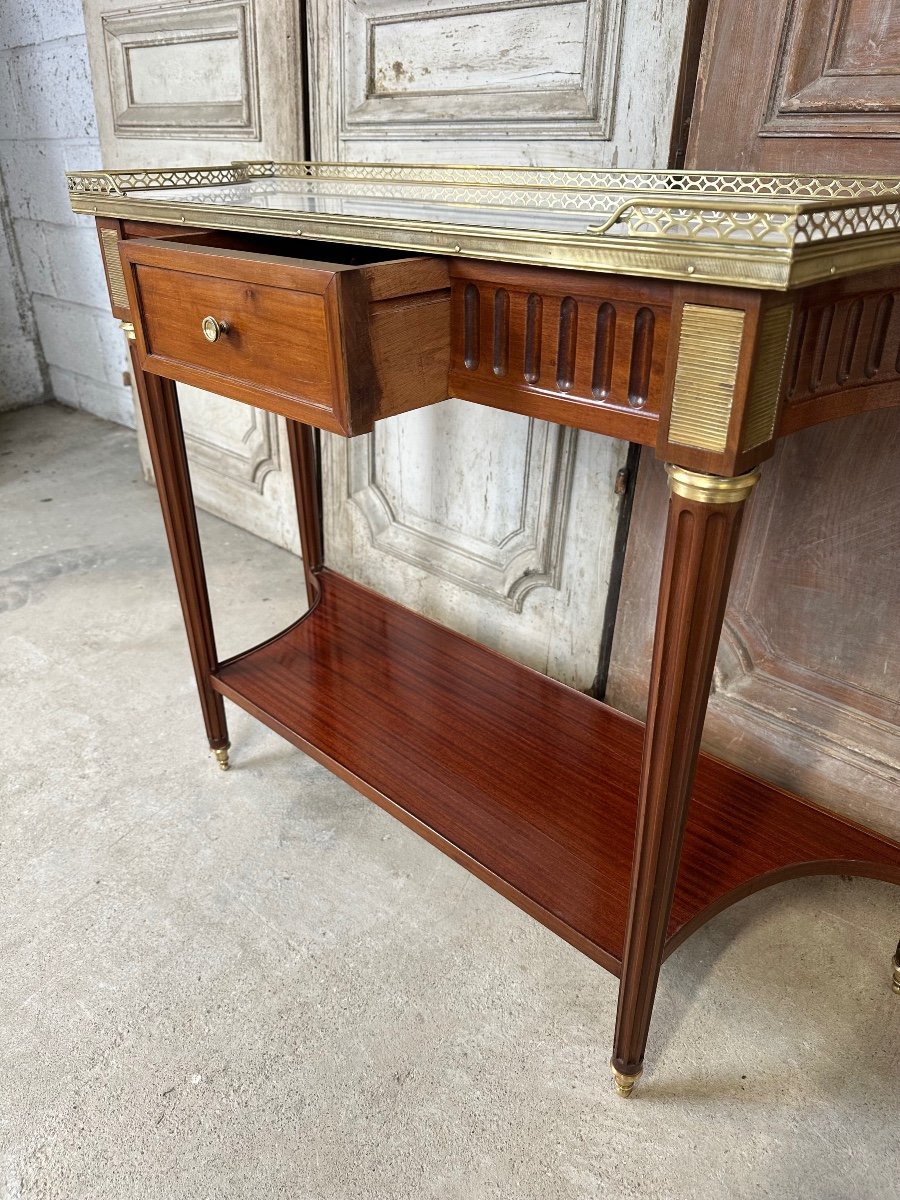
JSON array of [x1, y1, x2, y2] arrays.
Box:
[[201, 315, 227, 342]]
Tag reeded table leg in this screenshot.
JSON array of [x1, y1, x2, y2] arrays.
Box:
[[130, 345, 229, 765], [611, 464, 761, 1096], [284, 419, 324, 607]]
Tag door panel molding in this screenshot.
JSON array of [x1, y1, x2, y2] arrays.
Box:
[[180, 393, 281, 493], [310, 0, 690, 163], [102, 0, 260, 140], [762, 0, 900, 135], [716, 617, 900, 786], [339, 0, 625, 142], [346, 408, 577, 609], [689, 0, 900, 170], [606, 411, 900, 838], [324, 415, 625, 688]]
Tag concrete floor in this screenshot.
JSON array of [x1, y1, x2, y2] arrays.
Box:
[[2, 403, 899, 1200]]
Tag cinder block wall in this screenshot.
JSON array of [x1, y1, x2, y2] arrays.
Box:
[[0, 163, 45, 410], [0, 2, 132, 425]]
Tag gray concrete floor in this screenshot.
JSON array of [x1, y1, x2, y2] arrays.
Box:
[[2, 403, 899, 1200]]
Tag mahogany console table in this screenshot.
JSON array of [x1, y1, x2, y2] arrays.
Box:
[[68, 163, 900, 1097]]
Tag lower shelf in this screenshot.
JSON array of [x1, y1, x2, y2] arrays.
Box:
[[213, 569, 900, 974]]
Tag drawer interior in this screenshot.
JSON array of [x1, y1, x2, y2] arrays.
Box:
[[162, 228, 416, 271]]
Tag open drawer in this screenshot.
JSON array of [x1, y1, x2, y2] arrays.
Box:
[[119, 232, 451, 435]]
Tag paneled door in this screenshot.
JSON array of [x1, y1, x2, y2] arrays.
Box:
[[687, 0, 900, 173], [81, 0, 305, 549], [307, 0, 692, 685], [607, 0, 900, 838]]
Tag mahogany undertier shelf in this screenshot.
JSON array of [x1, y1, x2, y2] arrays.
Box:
[[212, 570, 900, 973]]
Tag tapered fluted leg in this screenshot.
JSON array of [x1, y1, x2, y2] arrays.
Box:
[[130, 344, 229, 762], [611, 465, 761, 1095], [284, 419, 324, 606]]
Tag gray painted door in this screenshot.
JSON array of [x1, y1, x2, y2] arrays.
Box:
[[81, 0, 305, 550], [307, 0, 691, 685], [82, 0, 693, 683]]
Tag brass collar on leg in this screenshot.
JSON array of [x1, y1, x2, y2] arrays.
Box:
[[666, 465, 761, 505]]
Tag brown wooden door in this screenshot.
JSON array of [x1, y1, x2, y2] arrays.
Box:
[[606, 0, 900, 840], [687, 0, 900, 171]]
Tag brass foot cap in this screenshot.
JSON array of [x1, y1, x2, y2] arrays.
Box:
[[892, 955, 900, 995], [213, 746, 230, 771], [610, 1062, 642, 1099]]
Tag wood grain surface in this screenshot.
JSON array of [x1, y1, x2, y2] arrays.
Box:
[[120, 235, 451, 435], [211, 570, 900, 975], [688, 0, 900, 172], [449, 260, 671, 443], [613, 478, 754, 1077], [132, 351, 229, 752]]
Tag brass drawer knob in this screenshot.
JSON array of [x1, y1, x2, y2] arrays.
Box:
[[201, 315, 228, 342]]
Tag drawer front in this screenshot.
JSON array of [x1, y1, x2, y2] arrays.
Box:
[[135, 261, 340, 415], [118, 235, 452, 435], [122, 239, 350, 432]]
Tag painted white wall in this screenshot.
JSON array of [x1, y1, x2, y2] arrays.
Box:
[[0, 0, 132, 424]]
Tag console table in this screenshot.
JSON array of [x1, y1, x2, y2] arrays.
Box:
[[68, 163, 900, 1097]]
